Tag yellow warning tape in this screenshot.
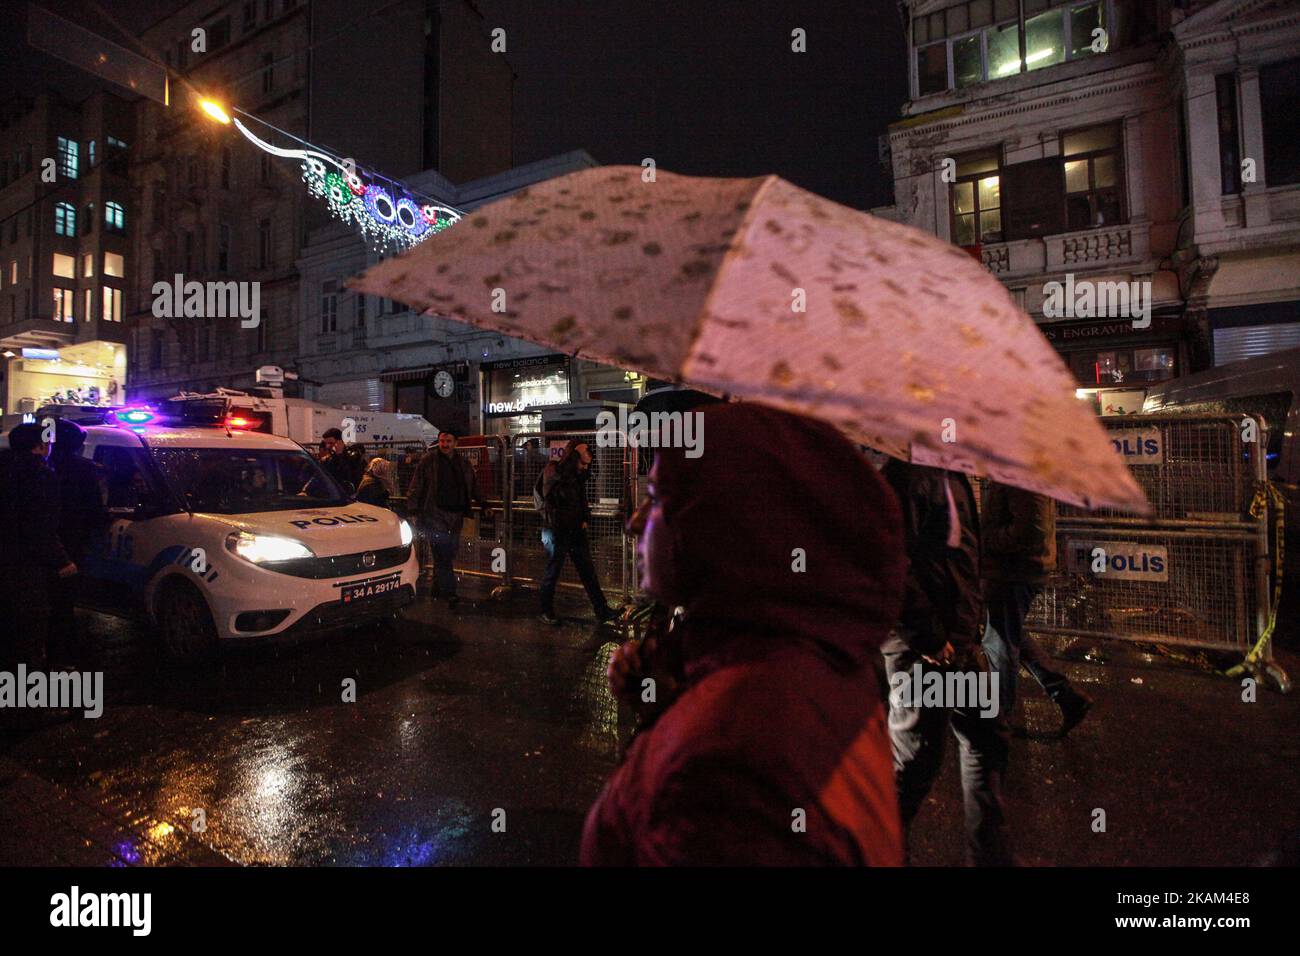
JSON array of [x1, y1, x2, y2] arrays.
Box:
[[1224, 481, 1286, 680]]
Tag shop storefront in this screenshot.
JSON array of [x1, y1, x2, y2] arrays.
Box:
[[480, 353, 571, 437], [1039, 311, 1186, 417], [1, 339, 127, 427]]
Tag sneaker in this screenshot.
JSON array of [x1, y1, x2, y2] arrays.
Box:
[[539, 613, 561, 626], [1057, 688, 1093, 737]]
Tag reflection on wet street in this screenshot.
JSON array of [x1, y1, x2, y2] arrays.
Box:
[[2, 586, 1298, 866]]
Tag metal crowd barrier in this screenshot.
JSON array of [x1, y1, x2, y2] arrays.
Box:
[[1025, 414, 1287, 689], [362, 432, 637, 602]]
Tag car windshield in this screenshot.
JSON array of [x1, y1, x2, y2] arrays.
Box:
[[149, 446, 351, 514]]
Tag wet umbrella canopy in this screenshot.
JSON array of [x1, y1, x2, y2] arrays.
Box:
[[349, 166, 1147, 513]]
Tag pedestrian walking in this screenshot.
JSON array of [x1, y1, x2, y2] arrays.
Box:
[[536, 440, 618, 626], [880, 459, 1013, 866], [980, 480, 1092, 736], [47, 419, 107, 665], [582, 404, 907, 865], [356, 457, 398, 507], [0, 423, 77, 675], [407, 431, 484, 607]]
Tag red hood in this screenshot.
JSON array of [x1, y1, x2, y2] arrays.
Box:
[[654, 403, 905, 679]]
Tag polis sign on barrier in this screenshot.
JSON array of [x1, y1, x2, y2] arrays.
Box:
[[1109, 427, 1164, 464], [1067, 539, 1169, 582]]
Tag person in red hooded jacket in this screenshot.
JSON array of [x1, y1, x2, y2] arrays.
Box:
[[580, 403, 907, 866]]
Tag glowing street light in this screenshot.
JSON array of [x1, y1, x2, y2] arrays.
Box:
[[199, 98, 232, 124]]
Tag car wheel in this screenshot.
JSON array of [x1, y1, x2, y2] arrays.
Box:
[[154, 579, 219, 661]]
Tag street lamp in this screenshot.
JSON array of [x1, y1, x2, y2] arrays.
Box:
[[198, 98, 232, 125]]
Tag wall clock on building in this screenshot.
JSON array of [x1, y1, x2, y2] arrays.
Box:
[[433, 369, 455, 398]]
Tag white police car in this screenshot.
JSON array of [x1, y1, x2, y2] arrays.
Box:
[[70, 409, 418, 657]]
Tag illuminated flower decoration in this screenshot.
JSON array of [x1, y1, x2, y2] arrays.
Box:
[[347, 172, 366, 197], [365, 186, 397, 225], [421, 204, 441, 225], [305, 157, 327, 179], [396, 198, 428, 237], [324, 171, 351, 206]]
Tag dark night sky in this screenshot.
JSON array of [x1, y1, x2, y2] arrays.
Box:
[[1, 0, 908, 208]]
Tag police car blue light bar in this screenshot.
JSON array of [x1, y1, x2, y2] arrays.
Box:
[[115, 408, 156, 425]]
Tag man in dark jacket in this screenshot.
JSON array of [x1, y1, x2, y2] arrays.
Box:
[[880, 460, 1012, 866], [582, 404, 906, 865], [320, 428, 365, 490], [981, 481, 1091, 735], [537, 440, 617, 626], [407, 431, 483, 606], [0, 423, 78, 673], [47, 419, 107, 663]]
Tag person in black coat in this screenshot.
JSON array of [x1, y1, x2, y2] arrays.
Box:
[[879, 459, 1012, 866], [0, 423, 78, 672], [537, 439, 617, 626], [46, 419, 107, 663]]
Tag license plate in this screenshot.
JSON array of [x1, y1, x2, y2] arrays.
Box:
[[340, 574, 402, 604]]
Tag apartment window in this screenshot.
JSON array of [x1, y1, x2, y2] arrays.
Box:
[[88, 140, 96, 166], [54, 202, 76, 237], [1216, 74, 1242, 196], [103, 286, 123, 322], [1260, 57, 1300, 187], [53, 287, 74, 322], [321, 280, 338, 333], [84, 287, 92, 322], [56, 136, 78, 179], [1062, 123, 1124, 229], [915, 0, 1111, 95], [210, 16, 232, 51], [951, 151, 1002, 245], [105, 201, 125, 231], [257, 219, 271, 268], [243, 1, 257, 31], [107, 136, 127, 150], [218, 224, 231, 272], [262, 52, 275, 95], [53, 253, 76, 279], [220, 148, 232, 189], [104, 252, 124, 278], [355, 293, 367, 327], [8, 260, 15, 284], [82, 253, 94, 278]]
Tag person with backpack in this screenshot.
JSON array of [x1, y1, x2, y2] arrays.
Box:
[[536, 440, 619, 626]]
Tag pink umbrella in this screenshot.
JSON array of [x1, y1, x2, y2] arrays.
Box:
[[348, 166, 1147, 512]]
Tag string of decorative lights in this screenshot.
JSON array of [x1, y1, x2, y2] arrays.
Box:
[[201, 100, 462, 252]]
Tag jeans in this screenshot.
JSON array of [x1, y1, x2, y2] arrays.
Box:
[[540, 528, 610, 618], [426, 527, 460, 599], [882, 643, 1012, 866], [983, 583, 1070, 714]]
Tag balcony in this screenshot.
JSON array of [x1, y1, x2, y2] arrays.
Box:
[[980, 221, 1150, 279]]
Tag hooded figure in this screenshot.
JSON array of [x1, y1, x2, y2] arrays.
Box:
[[581, 403, 906, 866], [356, 457, 399, 507]]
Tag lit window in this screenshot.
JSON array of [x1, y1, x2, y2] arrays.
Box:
[[84, 287, 93, 322], [1062, 124, 1124, 229], [53, 287, 74, 322], [53, 253, 76, 279], [83, 253, 94, 278], [105, 201, 125, 230], [57, 136, 78, 179], [54, 202, 76, 236], [103, 286, 123, 322], [1025, 9, 1066, 72], [950, 151, 1002, 246], [104, 252, 124, 278]]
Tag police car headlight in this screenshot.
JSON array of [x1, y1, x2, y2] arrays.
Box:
[[398, 519, 414, 547], [225, 531, 315, 564]]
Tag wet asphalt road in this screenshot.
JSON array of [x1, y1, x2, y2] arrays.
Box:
[[2, 583, 1298, 866]]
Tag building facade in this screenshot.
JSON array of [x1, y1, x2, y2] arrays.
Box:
[[125, 0, 513, 404], [0, 90, 134, 426], [880, 0, 1300, 412]]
